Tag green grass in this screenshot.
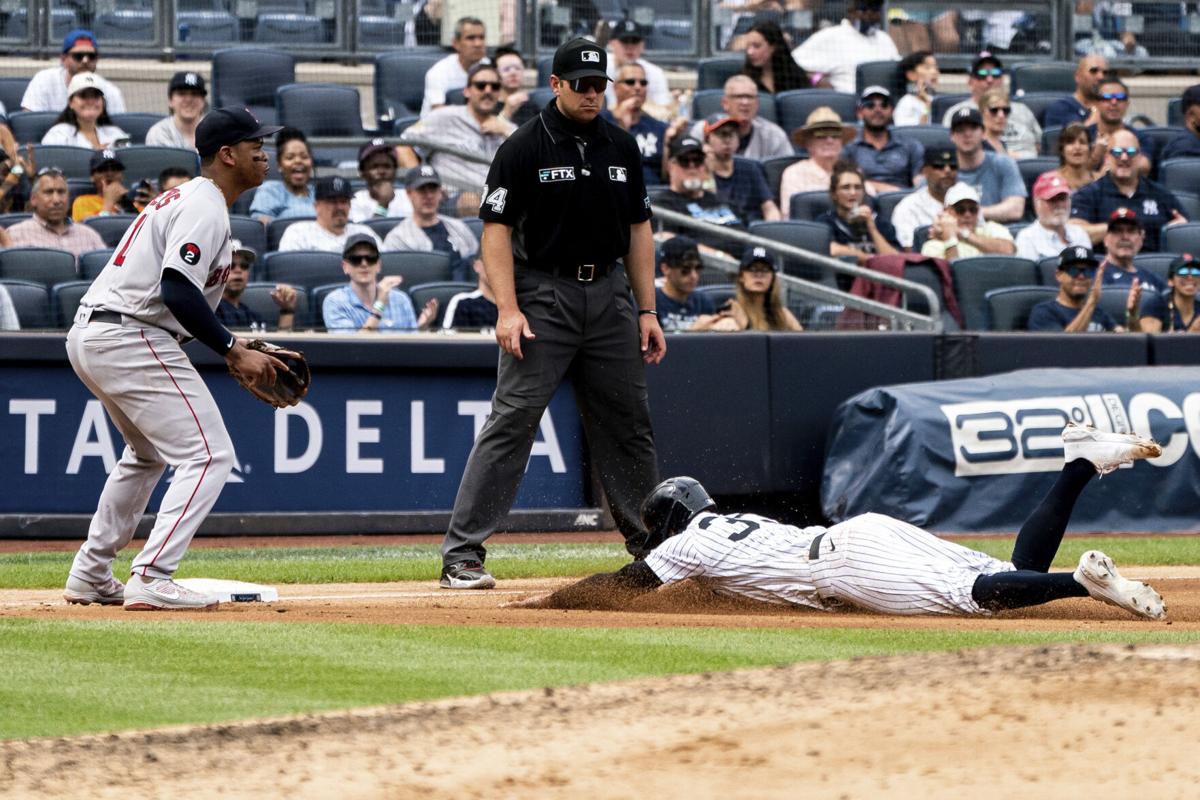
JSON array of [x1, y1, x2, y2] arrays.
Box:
[[2, 618, 1198, 740], [3, 536, 1198, 590]]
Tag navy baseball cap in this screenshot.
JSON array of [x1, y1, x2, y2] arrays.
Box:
[[669, 136, 704, 159], [358, 137, 395, 167], [405, 165, 441, 189], [1182, 84, 1200, 113], [612, 19, 645, 42], [195, 106, 283, 158], [740, 245, 779, 271], [971, 51, 1004, 73], [89, 148, 124, 173], [315, 175, 353, 201], [923, 148, 957, 168], [62, 29, 98, 53], [552, 37, 609, 81], [1058, 245, 1098, 269], [660, 236, 701, 266], [1108, 206, 1143, 229], [950, 107, 984, 130], [1169, 253, 1198, 275], [342, 232, 379, 258], [168, 71, 206, 96]]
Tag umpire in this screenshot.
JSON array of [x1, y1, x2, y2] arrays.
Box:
[[440, 37, 666, 589]]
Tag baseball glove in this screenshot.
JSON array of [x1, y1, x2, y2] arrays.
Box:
[[232, 339, 310, 408]]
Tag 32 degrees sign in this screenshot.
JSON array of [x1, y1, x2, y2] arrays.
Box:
[[942, 391, 1200, 477]]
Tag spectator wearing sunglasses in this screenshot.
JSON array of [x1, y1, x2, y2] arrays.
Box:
[[215, 241, 296, 332], [1085, 75, 1151, 176], [1096, 207, 1166, 295], [1044, 55, 1109, 131], [687, 75, 792, 161], [1138, 253, 1200, 333], [1158, 85, 1200, 163], [1028, 246, 1126, 332], [653, 236, 720, 332], [602, 62, 671, 185], [890, 147, 961, 249], [840, 86, 923, 194], [21, 29, 126, 115], [657, 136, 746, 257], [604, 19, 672, 110], [941, 52, 1041, 161], [323, 233, 436, 333], [791, 0, 898, 95], [401, 62, 515, 216], [1070, 129, 1186, 253], [980, 88, 1036, 161], [921, 182, 1015, 261], [780, 107, 856, 211]]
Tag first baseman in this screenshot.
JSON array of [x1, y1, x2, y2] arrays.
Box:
[[63, 107, 285, 611], [519, 424, 1167, 620]]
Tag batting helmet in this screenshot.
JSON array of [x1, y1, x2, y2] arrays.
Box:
[[638, 476, 716, 552]]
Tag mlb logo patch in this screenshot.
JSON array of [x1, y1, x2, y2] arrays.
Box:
[[608, 166, 627, 183], [581, 50, 600, 62]]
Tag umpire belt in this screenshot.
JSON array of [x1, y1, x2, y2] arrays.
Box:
[[88, 309, 188, 344], [520, 261, 616, 282]]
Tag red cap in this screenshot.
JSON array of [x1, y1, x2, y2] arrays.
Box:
[[1108, 206, 1142, 229], [1032, 172, 1070, 200]]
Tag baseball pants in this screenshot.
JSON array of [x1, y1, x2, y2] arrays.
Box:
[[66, 319, 235, 582], [443, 266, 659, 566]]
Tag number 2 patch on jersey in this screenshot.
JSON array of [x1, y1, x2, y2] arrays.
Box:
[[179, 243, 202, 265]]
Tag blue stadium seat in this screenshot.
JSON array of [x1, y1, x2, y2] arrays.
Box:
[[985, 285, 1057, 330], [79, 249, 115, 280], [1162, 222, 1200, 255], [176, 11, 239, 43], [775, 90, 858, 139], [358, 16, 405, 47], [0, 213, 31, 228], [856, 59, 906, 99], [8, 111, 59, 145], [951, 256, 1039, 330], [276, 84, 368, 138], [697, 57, 744, 91], [109, 113, 166, 145], [408, 281, 475, 327], [364, 217, 404, 240], [255, 14, 325, 44], [1011, 62, 1076, 95], [748, 220, 834, 284], [1132, 252, 1176, 284], [94, 10, 155, 41], [1168, 97, 1182, 128], [0, 77, 30, 113], [0, 247, 78, 285], [761, 155, 801, 204], [3, 8, 77, 41], [875, 190, 913, 224], [230, 215, 268, 261], [267, 216, 313, 251], [84, 215, 137, 248], [51, 279, 92, 328], [1159, 158, 1200, 197], [374, 51, 443, 126], [212, 48, 295, 126], [1015, 92, 1070, 128], [894, 125, 952, 154], [0, 279, 52, 328], [1041, 126, 1062, 155], [262, 251, 344, 289], [931, 93, 971, 123], [30, 145, 94, 179], [231, 282, 310, 329], [380, 251, 454, 285], [117, 146, 200, 184]]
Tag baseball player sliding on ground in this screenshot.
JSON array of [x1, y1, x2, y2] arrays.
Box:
[[517, 424, 1167, 620], [63, 107, 285, 611]]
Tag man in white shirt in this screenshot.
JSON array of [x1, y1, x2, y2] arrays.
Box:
[[145, 71, 207, 151], [420, 16, 488, 118], [891, 148, 960, 249], [791, 0, 899, 94], [277, 176, 381, 253], [21, 29, 127, 114], [687, 75, 792, 161], [605, 19, 672, 110], [1016, 173, 1091, 261]]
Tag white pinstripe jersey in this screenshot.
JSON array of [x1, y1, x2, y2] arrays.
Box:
[[643, 512, 830, 610], [82, 178, 232, 338]]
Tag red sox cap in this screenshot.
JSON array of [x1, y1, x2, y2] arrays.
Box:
[[195, 106, 283, 158]]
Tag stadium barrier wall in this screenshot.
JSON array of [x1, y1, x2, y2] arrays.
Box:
[[0, 332, 1190, 536]]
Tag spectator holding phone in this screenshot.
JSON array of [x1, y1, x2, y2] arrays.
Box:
[[71, 149, 135, 222], [893, 51, 940, 127]]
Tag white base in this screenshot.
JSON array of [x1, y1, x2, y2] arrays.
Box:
[[175, 578, 279, 603]]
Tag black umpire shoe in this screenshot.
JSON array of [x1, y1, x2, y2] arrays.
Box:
[[440, 559, 497, 589]]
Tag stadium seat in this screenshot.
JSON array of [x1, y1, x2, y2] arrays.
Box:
[[1173, 191, 1200, 223], [536, 55, 553, 86], [380, 250, 454, 285], [461, 217, 483, 241], [529, 87, 556, 110], [1168, 97, 1182, 128], [901, 261, 947, 319], [1017, 157, 1058, 197], [8, 111, 59, 145], [788, 190, 834, 221], [51, 279, 92, 328], [1158, 158, 1200, 196], [985, 285, 1056, 330], [1132, 253, 1176, 284], [212, 48, 296, 126], [255, 14, 324, 44], [0, 246, 78, 285], [79, 249, 115, 280], [0, 77, 30, 114], [407, 281, 475, 327], [1015, 91, 1069, 127], [875, 190, 912, 224], [358, 16, 405, 47], [117, 146, 199, 183], [364, 217, 404, 240], [310, 281, 343, 328], [913, 224, 932, 252], [931, 93, 971, 123], [1010, 62, 1075, 95], [4, 7, 77, 41], [109, 113, 166, 145], [1041, 126, 1062, 156], [856, 59, 905, 99], [1098, 286, 1131, 323], [0, 279, 51, 328], [374, 51, 443, 126], [84, 215, 137, 248], [276, 83, 369, 138], [232, 282, 310, 329], [951, 256, 1039, 330], [30, 145, 94, 179], [67, 177, 94, 206], [775, 90, 857, 139], [1137, 126, 1184, 165], [761, 155, 801, 204], [1162, 222, 1200, 254], [748, 220, 833, 284], [229, 215, 268, 262], [1036, 255, 1058, 285], [696, 283, 736, 308], [267, 216, 313, 251], [94, 9, 155, 41], [176, 11, 239, 43], [691, 89, 778, 125], [696, 57, 743, 91], [894, 125, 952, 154], [262, 251, 343, 289], [0, 213, 31, 231]]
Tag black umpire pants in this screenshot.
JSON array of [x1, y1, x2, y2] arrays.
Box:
[[442, 265, 660, 566]]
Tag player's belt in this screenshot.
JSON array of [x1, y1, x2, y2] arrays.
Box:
[[808, 533, 826, 561], [88, 309, 187, 343], [518, 260, 617, 282]]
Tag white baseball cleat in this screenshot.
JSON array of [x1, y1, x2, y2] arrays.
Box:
[[1074, 550, 1166, 621], [124, 576, 219, 611], [63, 575, 125, 606], [1062, 423, 1162, 475]]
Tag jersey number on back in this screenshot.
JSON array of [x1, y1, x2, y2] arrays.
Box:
[[697, 514, 761, 542]]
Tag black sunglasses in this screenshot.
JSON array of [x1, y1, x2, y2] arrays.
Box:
[[470, 80, 501, 92], [987, 106, 1012, 115], [674, 264, 703, 275], [1062, 265, 1097, 277], [569, 77, 608, 94], [676, 156, 705, 168], [67, 51, 98, 62], [620, 78, 649, 87], [346, 254, 379, 266]]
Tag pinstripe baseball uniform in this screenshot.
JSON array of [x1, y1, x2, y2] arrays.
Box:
[[66, 177, 236, 584], [644, 511, 1014, 616]]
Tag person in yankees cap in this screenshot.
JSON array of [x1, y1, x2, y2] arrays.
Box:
[[64, 107, 286, 611], [439, 36, 665, 589], [145, 71, 208, 151], [1028, 244, 1136, 332], [515, 425, 1167, 622]]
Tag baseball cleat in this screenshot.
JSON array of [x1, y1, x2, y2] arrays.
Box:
[[1062, 423, 1162, 475], [63, 575, 125, 606], [1074, 550, 1166, 620], [123, 576, 219, 611], [440, 559, 496, 590]]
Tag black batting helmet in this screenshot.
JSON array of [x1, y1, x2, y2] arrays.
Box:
[[638, 476, 716, 552]]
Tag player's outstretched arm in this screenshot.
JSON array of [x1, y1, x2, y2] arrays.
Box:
[[510, 561, 664, 610]]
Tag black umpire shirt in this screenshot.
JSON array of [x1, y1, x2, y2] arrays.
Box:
[[478, 99, 652, 269]]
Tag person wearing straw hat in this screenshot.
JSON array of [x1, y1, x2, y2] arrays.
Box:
[[779, 107, 855, 213]]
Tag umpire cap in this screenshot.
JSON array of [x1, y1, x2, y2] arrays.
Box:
[[638, 476, 716, 552], [552, 37, 609, 81], [196, 106, 283, 158]]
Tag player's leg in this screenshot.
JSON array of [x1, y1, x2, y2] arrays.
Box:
[[441, 274, 578, 580], [1007, 458, 1096, 572], [571, 271, 659, 556]]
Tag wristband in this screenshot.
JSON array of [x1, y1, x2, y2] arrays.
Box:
[[639, 309, 658, 317], [372, 300, 386, 313]]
